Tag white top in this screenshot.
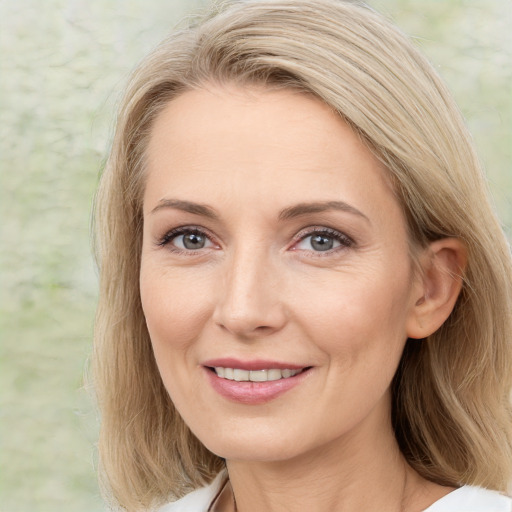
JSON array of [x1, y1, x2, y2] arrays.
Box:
[[159, 472, 512, 512]]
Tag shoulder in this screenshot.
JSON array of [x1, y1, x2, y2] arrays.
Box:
[[424, 485, 512, 512], [156, 472, 227, 512]]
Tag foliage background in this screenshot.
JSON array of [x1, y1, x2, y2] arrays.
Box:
[[0, 0, 510, 510]]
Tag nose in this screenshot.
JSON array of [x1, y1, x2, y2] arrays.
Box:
[[212, 248, 288, 339]]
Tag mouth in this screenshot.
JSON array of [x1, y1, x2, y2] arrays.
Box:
[[207, 366, 310, 382], [203, 361, 313, 404]]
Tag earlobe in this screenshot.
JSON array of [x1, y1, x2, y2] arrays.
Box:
[[406, 238, 467, 340]]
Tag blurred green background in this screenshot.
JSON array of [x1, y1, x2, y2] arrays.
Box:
[[0, 1, 510, 510]]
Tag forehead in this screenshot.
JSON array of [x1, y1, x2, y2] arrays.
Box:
[[144, 85, 399, 223]]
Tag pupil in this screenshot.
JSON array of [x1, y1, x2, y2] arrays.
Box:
[[183, 233, 205, 249], [311, 235, 333, 251]]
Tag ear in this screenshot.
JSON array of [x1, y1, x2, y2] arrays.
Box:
[[406, 238, 467, 340]]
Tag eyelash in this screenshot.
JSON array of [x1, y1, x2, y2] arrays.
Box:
[[292, 227, 354, 256], [156, 225, 355, 255], [156, 226, 217, 254]]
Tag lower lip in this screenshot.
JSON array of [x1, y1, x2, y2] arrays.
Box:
[[205, 367, 311, 405]]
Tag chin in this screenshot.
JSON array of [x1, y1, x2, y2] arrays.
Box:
[[210, 442, 304, 463], [194, 422, 315, 463]]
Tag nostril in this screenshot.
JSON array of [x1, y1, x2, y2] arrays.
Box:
[[254, 325, 276, 332]]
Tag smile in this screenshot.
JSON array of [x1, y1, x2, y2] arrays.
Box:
[[204, 362, 313, 404], [212, 367, 304, 382]]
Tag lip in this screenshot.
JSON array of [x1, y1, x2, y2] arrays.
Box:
[[202, 359, 312, 405]]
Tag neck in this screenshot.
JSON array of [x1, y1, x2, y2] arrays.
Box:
[[219, 393, 455, 512], [226, 406, 412, 512]]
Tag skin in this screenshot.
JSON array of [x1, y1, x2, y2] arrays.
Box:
[[140, 85, 465, 511]]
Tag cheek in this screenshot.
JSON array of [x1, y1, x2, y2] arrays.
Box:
[[292, 265, 412, 365], [139, 263, 213, 352], [139, 265, 213, 413]]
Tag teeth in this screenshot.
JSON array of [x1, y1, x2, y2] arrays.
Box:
[[233, 369, 249, 381], [214, 367, 302, 382], [267, 369, 282, 380]]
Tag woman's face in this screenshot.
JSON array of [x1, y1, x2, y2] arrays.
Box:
[[140, 85, 423, 462]]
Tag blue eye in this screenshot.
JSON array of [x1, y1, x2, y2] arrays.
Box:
[[300, 234, 339, 251], [294, 229, 353, 253], [174, 232, 212, 250], [159, 228, 215, 251]]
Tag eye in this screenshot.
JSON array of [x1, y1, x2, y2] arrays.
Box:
[[158, 227, 216, 252], [293, 228, 353, 253], [174, 231, 213, 250]]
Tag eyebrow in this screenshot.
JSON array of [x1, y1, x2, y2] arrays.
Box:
[[150, 198, 369, 224], [278, 201, 370, 223], [150, 199, 219, 219]]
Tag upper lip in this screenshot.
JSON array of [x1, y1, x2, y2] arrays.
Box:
[[202, 358, 308, 371]]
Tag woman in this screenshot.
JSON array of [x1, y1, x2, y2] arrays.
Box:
[[92, 0, 512, 510]]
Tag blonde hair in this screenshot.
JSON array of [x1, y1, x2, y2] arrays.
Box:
[[93, 0, 512, 509]]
